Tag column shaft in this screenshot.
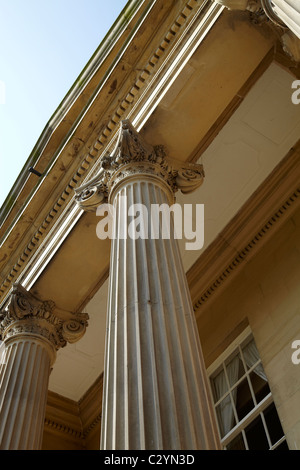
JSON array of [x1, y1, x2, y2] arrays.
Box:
[[270, 0, 300, 38], [0, 283, 88, 450], [0, 337, 52, 449], [100, 179, 218, 450]]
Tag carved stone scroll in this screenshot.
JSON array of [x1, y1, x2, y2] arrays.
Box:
[[0, 284, 89, 450], [75, 120, 205, 209], [0, 283, 89, 350]]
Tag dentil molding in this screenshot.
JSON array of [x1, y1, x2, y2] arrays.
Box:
[[0, 0, 221, 306]]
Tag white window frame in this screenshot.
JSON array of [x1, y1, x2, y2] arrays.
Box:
[[207, 326, 287, 450]]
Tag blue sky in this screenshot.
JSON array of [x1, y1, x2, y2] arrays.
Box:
[[0, 0, 127, 209]]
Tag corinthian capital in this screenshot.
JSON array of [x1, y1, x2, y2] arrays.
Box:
[[0, 284, 89, 350], [75, 120, 205, 211]]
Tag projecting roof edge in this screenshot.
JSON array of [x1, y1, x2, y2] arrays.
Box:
[[0, 0, 147, 231], [0, 0, 223, 308]]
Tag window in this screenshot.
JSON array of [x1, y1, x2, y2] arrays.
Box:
[[208, 328, 288, 450]]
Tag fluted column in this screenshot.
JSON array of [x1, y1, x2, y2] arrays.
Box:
[[262, 0, 300, 39], [0, 284, 88, 450], [75, 120, 220, 450], [214, 0, 300, 37]]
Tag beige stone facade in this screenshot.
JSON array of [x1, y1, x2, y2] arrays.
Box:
[[0, 0, 300, 450]]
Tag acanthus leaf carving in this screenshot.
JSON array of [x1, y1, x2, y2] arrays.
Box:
[[0, 284, 89, 350], [75, 120, 205, 211]]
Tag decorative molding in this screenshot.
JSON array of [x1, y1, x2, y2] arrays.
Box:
[[90, 0, 208, 154], [78, 373, 103, 441], [187, 143, 300, 315], [43, 408, 101, 447], [193, 188, 300, 312], [44, 418, 83, 440], [0, 284, 89, 350], [43, 374, 104, 448], [0, 0, 217, 306], [75, 120, 205, 210], [82, 413, 102, 440]]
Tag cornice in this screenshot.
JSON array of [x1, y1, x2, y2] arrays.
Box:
[[78, 374, 103, 440], [187, 141, 300, 315], [44, 390, 84, 446], [193, 188, 300, 312], [0, 0, 223, 308], [0, 0, 148, 238], [0, 0, 147, 232], [44, 374, 104, 447], [44, 418, 83, 442]]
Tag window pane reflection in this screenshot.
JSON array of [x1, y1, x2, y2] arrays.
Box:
[[226, 433, 246, 450], [210, 332, 288, 451], [245, 415, 269, 450], [275, 441, 289, 450], [249, 371, 270, 404], [264, 403, 284, 445], [234, 378, 254, 421]]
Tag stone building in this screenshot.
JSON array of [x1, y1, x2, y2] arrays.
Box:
[[0, 0, 300, 450]]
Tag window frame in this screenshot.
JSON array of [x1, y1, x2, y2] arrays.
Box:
[[207, 326, 287, 450]]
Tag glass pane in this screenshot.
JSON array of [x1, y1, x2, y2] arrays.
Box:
[[226, 433, 246, 450], [245, 415, 269, 450], [215, 396, 236, 438], [274, 440, 289, 450], [211, 368, 227, 403], [225, 353, 244, 388], [242, 339, 261, 371], [263, 402, 285, 446], [234, 378, 254, 421], [249, 371, 270, 404]]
